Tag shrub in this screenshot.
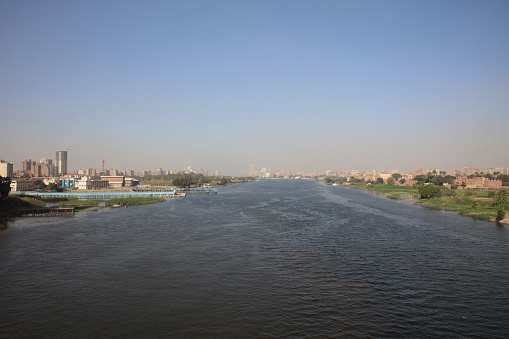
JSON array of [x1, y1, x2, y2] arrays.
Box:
[[443, 189, 456, 197], [496, 209, 506, 222], [465, 190, 474, 196], [420, 185, 442, 199]]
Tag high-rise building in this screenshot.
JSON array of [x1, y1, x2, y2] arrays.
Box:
[[56, 150, 68, 176], [40, 158, 52, 166], [22, 159, 32, 173]]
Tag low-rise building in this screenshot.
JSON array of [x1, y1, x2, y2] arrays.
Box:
[[100, 176, 125, 188], [10, 179, 39, 192], [465, 178, 484, 189], [484, 179, 502, 188], [77, 177, 92, 190], [124, 178, 139, 187], [91, 180, 109, 189]]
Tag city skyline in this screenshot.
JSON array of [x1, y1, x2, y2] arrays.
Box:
[[3, 147, 508, 178], [1, 1, 508, 174]]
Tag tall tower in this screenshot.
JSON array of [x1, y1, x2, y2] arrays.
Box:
[[56, 150, 68, 176]]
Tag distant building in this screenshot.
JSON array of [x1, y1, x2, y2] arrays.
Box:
[[32, 163, 50, 177], [402, 179, 418, 187], [56, 150, 68, 176], [485, 179, 502, 189], [10, 179, 39, 192], [0, 160, 14, 178], [125, 178, 139, 187], [22, 159, 32, 174], [91, 180, 109, 189], [77, 177, 92, 190], [100, 175, 125, 188], [378, 173, 392, 183]]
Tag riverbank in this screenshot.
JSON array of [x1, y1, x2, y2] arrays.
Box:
[[105, 197, 166, 207], [0, 195, 99, 224], [0, 195, 170, 224], [338, 183, 509, 225]]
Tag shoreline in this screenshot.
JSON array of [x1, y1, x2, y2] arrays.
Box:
[[334, 183, 509, 225]]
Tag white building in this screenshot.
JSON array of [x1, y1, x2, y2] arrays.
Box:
[[0, 160, 14, 178], [77, 176, 92, 190]]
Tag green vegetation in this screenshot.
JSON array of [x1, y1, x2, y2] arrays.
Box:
[[349, 183, 421, 199], [105, 197, 166, 207], [0, 196, 99, 223], [416, 189, 508, 223], [496, 209, 506, 222], [419, 185, 442, 199], [172, 177, 197, 187], [324, 177, 509, 224], [137, 173, 255, 187], [387, 195, 403, 200]]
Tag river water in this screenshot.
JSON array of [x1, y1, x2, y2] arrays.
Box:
[[1, 179, 508, 338]]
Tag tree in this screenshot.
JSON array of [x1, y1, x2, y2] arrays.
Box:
[[172, 177, 196, 187], [430, 176, 444, 186], [497, 174, 509, 186], [419, 185, 442, 199], [28, 180, 46, 191], [443, 175, 456, 185], [387, 177, 395, 185], [218, 178, 230, 185], [399, 179, 406, 185], [414, 175, 427, 185], [47, 182, 63, 192], [376, 178, 384, 184], [391, 173, 402, 181]]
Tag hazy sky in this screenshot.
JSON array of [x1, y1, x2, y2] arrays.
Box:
[[1, 0, 508, 175]]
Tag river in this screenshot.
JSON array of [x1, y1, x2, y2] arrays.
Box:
[[1, 179, 508, 338]]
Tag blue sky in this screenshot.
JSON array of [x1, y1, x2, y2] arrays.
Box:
[[1, 0, 508, 175]]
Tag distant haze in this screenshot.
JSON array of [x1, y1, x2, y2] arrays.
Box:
[[1, 0, 508, 175]]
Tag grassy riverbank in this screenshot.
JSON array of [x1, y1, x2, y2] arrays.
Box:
[[0, 195, 99, 223], [347, 183, 420, 199], [337, 183, 508, 224], [416, 190, 506, 223], [105, 197, 166, 207]]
